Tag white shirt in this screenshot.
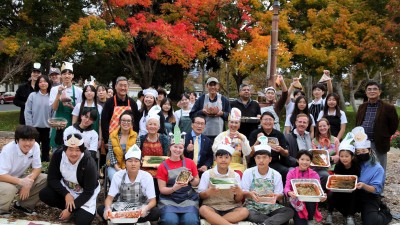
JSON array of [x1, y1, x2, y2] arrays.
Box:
[[72, 102, 103, 117], [284, 113, 316, 128], [308, 97, 326, 108], [285, 101, 295, 117], [63, 126, 98, 151], [174, 108, 191, 128], [197, 167, 241, 193], [0, 142, 41, 177], [317, 110, 348, 124], [108, 170, 156, 199], [49, 85, 83, 106], [241, 166, 283, 194], [136, 100, 142, 110]]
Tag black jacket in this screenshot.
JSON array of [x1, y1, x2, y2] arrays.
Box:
[[183, 131, 214, 169], [47, 149, 99, 212], [13, 81, 35, 125], [101, 95, 140, 144]]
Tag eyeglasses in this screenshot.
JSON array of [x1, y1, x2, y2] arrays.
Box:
[[193, 122, 205, 126], [261, 118, 274, 122], [121, 120, 132, 124], [366, 88, 379, 92]]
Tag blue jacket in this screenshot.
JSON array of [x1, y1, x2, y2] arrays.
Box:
[[183, 131, 214, 169]]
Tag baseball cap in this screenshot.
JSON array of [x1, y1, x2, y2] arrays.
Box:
[[206, 77, 219, 84], [48, 67, 61, 76], [32, 63, 41, 72]]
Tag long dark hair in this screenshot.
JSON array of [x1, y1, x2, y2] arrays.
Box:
[[290, 96, 312, 131], [34, 75, 51, 93], [337, 150, 360, 175], [79, 85, 98, 119], [323, 93, 341, 118], [160, 97, 176, 123]]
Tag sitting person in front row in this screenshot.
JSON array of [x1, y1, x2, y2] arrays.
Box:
[[284, 150, 326, 225], [156, 127, 200, 225], [99, 144, 160, 224], [325, 132, 360, 225], [198, 139, 249, 225], [242, 136, 294, 225], [0, 125, 47, 216], [39, 133, 100, 225]]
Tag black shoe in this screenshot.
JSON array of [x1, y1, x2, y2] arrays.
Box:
[[13, 202, 37, 216]]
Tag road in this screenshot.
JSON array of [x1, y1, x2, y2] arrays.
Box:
[[0, 104, 19, 112]]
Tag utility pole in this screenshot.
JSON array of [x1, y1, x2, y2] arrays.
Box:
[[267, 0, 280, 88]]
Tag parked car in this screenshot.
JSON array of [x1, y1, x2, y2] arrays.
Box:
[[0, 92, 16, 104]]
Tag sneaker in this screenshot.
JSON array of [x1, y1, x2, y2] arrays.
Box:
[[346, 216, 355, 225], [308, 220, 315, 225], [13, 202, 37, 216], [325, 212, 333, 224], [137, 222, 151, 225], [0, 210, 10, 218]]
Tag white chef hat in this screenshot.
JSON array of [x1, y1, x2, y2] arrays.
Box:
[[125, 144, 142, 160]]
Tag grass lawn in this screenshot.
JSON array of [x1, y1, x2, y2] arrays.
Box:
[[0, 111, 20, 132]]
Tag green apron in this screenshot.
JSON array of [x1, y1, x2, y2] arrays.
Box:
[[244, 169, 283, 214], [50, 85, 76, 148]]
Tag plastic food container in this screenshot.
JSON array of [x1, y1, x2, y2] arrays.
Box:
[[109, 209, 141, 224], [176, 170, 192, 184], [210, 178, 237, 189], [267, 137, 279, 147], [240, 117, 260, 123], [48, 117, 68, 128], [258, 194, 276, 204], [309, 149, 330, 168], [326, 175, 357, 193], [291, 179, 324, 202]]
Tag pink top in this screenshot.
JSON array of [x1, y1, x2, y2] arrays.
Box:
[[284, 167, 320, 195]]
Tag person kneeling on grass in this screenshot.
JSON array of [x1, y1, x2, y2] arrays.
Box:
[[99, 144, 160, 225], [0, 125, 47, 217], [241, 136, 294, 225], [39, 133, 100, 225], [198, 139, 249, 225]]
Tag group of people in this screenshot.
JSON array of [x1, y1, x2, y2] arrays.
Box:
[[0, 63, 398, 225]]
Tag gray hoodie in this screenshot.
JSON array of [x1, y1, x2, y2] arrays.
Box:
[[24, 91, 51, 128]]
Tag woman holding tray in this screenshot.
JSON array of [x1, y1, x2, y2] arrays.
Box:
[[284, 150, 326, 225], [156, 126, 200, 225]]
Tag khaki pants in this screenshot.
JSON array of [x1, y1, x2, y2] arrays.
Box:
[[0, 173, 47, 212]]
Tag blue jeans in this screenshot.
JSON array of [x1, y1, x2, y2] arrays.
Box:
[[159, 212, 199, 225], [107, 167, 117, 181]]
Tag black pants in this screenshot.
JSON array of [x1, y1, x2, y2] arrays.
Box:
[[291, 202, 316, 225], [39, 186, 95, 225], [97, 205, 160, 222], [356, 190, 392, 225], [328, 191, 356, 216], [35, 127, 50, 162], [248, 207, 294, 225]]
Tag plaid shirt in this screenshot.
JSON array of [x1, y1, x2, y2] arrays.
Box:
[[361, 102, 379, 140]]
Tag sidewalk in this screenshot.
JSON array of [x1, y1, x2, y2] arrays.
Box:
[[0, 218, 62, 225]]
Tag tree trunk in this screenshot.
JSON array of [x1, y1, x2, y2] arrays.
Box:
[[334, 81, 346, 110]]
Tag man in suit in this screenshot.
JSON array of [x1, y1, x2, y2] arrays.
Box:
[[184, 115, 214, 175]]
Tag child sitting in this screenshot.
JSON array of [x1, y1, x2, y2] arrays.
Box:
[[198, 139, 249, 225], [242, 136, 294, 225], [326, 132, 360, 225], [285, 150, 326, 225]]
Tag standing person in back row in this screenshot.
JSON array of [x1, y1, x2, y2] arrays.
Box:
[[355, 80, 399, 173], [308, 70, 333, 125], [49, 62, 83, 150], [101, 76, 140, 151], [230, 84, 261, 138], [190, 77, 231, 142], [14, 63, 42, 125]]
